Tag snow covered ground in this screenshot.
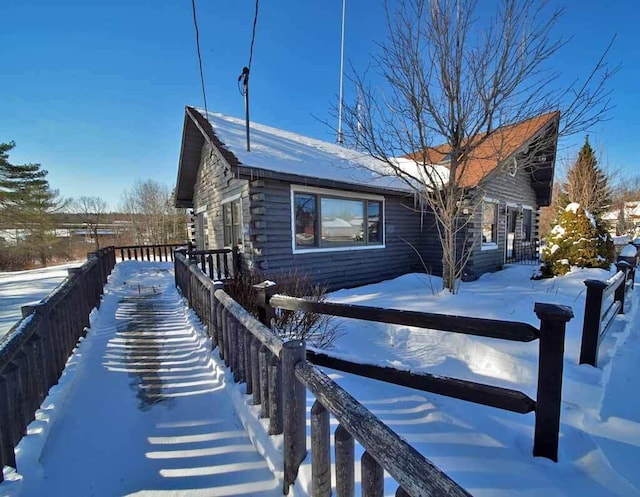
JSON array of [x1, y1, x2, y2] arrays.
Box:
[[309, 265, 640, 497], [0, 262, 81, 339], [1, 262, 281, 497], [1, 261, 638, 496]]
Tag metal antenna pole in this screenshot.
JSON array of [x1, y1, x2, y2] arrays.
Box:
[[337, 0, 346, 145]]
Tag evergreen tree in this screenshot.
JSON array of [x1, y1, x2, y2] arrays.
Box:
[[0, 141, 67, 264], [559, 137, 612, 219], [540, 203, 614, 277]]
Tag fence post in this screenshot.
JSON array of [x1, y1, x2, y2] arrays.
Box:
[[254, 281, 277, 327], [335, 424, 354, 497], [232, 245, 241, 278], [311, 400, 332, 497], [615, 261, 631, 314], [579, 280, 607, 367], [361, 451, 384, 497], [259, 345, 270, 418], [282, 339, 307, 494], [533, 302, 573, 462], [268, 353, 283, 435]]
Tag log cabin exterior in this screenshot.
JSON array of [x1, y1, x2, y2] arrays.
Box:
[[174, 106, 559, 289]]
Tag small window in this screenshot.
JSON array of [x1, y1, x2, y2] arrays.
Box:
[[294, 193, 317, 247], [293, 190, 383, 250], [196, 212, 208, 250], [482, 201, 498, 245], [522, 208, 533, 242], [223, 198, 243, 248]]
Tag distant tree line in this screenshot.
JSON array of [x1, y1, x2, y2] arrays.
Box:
[[0, 141, 187, 270]]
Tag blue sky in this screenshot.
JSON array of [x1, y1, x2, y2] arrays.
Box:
[[1, 0, 637, 210]]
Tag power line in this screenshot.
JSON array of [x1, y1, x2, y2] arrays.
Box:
[[191, 0, 208, 116], [248, 0, 259, 71]]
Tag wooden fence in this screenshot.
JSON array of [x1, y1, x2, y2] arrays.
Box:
[[579, 261, 635, 367], [186, 247, 239, 281], [174, 252, 471, 497], [0, 247, 116, 482], [258, 289, 573, 463], [116, 243, 186, 262]]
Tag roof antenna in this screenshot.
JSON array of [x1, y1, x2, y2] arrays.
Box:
[[336, 0, 346, 145], [238, 67, 250, 152]]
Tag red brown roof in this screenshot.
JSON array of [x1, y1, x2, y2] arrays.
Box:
[[406, 111, 560, 188]]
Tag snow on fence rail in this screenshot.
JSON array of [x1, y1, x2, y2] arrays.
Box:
[[0, 247, 116, 483], [175, 252, 471, 497], [579, 260, 636, 367]]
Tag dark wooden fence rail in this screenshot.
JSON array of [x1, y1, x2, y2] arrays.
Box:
[[0, 247, 116, 482], [186, 247, 239, 281], [174, 253, 469, 497], [262, 292, 574, 462], [116, 243, 186, 262], [579, 261, 634, 367]]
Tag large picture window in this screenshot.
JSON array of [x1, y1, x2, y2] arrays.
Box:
[[222, 198, 243, 248], [482, 200, 498, 245], [293, 189, 383, 251]]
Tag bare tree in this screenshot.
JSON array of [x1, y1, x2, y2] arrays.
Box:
[[121, 179, 186, 245], [72, 196, 108, 249], [341, 0, 616, 292]]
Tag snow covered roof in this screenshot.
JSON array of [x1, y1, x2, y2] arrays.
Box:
[[175, 107, 412, 207]]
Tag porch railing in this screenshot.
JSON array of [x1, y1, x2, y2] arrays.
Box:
[[579, 261, 635, 367], [116, 243, 187, 262], [506, 238, 540, 265], [0, 247, 116, 482], [174, 252, 471, 496], [259, 289, 573, 463], [186, 247, 240, 280]]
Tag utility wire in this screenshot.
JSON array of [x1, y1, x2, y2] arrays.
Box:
[[248, 0, 259, 71], [191, 0, 208, 116], [239, 0, 259, 97]]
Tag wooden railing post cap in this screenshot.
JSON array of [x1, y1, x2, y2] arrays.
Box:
[[253, 280, 277, 291], [254, 280, 277, 307], [616, 260, 632, 270], [67, 267, 82, 276], [534, 302, 574, 322], [283, 339, 305, 351], [21, 304, 38, 318], [583, 279, 609, 290]]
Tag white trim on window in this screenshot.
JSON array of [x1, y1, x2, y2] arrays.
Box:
[[290, 185, 386, 254], [221, 193, 242, 205], [221, 195, 243, 248], [481, 197, 499, 248], [194, 204, 208, 214]]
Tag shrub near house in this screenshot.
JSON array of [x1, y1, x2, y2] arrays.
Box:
[[540, 203, 614, 277]]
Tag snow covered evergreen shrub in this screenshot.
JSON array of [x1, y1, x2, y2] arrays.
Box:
[[540, 203, 614, 277]]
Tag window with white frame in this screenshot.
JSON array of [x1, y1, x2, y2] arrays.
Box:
[[222, 198, 243, 248], [293, 188, 383, 250], [196, 211, 208, 250], [522, 208, 533, 242], [482, 200, 498, 245]]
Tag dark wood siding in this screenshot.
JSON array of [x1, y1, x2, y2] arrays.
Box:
[[247, 178, 440, 290], [467, 166, 539, 276], [191, 143, 254, 272]]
